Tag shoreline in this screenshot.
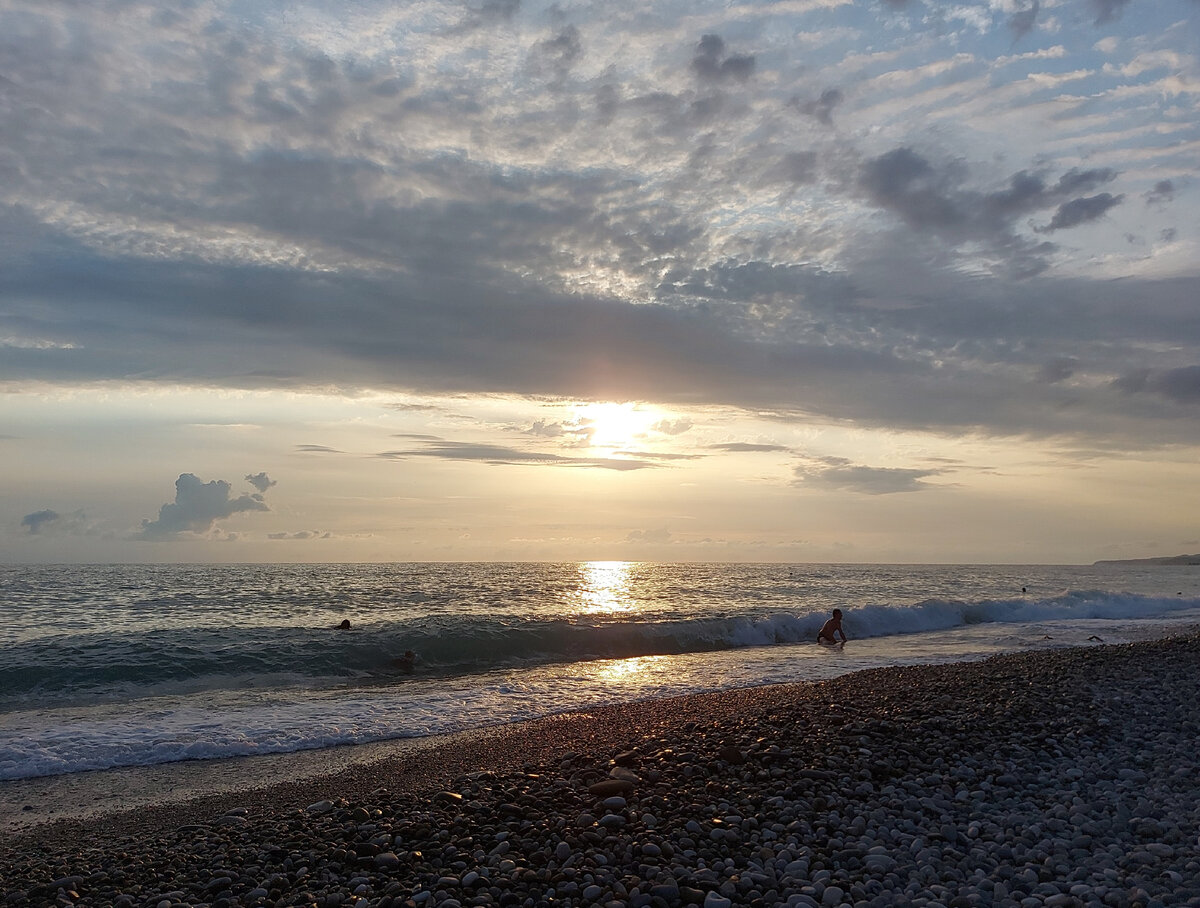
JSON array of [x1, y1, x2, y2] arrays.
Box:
[[4, 636, 1200, 906]]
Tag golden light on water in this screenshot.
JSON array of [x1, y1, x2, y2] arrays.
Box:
[[579, 560, 634, 614], [596, 654, 664, 684]]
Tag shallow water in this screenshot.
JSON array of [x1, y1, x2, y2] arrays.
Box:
[[2, 562, 1199, 780]]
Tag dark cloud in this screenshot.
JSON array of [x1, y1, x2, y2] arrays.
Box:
[[379, 440, 661, 471], [691, 34, 755, 83], [1114, 366, 1200, 404], [1146, 180, 1175, 205], [1039, 193, 1124, 232], [795, 457, 941, 494], [1009, 0, 1040, 39], [454, 0, 520, 31], [766, 151, 819, 186], [795, 88, 843, 126], [857, 149, 1123, 268], [1037, 359, 1076, 383], [708, 443, 791, 453], [139, 473, 270, 539], [1089, 0, 1132, 24], [297, 445, 342, 454], [20, 509, 90, 536], [528, 25, 582, 82], [245, 472, 276, 493], [21, 509, 61, 534]]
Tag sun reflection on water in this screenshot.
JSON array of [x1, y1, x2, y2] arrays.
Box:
[[595, 654, 664, 684], [579, 560, 635, 615]]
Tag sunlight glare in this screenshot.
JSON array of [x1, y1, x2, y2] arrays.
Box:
[[579, 560, 634, 614], [595, 654, 664, 685], [576, 402, 657, 451]]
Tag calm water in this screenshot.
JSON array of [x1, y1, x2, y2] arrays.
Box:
[[2, 562, 1199, 781]]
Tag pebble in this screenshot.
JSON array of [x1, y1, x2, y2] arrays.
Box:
[[5, 635, 1200, 908]]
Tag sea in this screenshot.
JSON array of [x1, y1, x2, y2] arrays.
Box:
[[2, 561, 1200, 784]]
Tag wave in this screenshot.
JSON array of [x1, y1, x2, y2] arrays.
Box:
[[2, 589, 1197, 711]]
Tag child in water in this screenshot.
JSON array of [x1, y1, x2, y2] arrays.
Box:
[[818, 608, 847, 645]]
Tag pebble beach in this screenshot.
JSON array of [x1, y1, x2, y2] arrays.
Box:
[[3, 635, 1199, 908]]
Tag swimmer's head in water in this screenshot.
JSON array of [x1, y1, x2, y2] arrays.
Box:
[[338, 619, 351, 629]]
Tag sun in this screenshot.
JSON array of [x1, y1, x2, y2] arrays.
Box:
[[577, 402, 657, 451]]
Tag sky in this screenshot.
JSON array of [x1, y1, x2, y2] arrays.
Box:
[[2, 0, 1198, 564]]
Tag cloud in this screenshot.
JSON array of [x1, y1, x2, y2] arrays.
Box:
[[379, 440, 662, 471], [268, 530, 331, 540], [1037, 358, 1077, 383], [1039, 193, 1124, 232], [526, 420, 566, 437], [626, 527, 672, 544], [1114, 366, 1200, 404], [245, 472, 276, 493], [653, 418, 694, 436], [708, 442, 791, 453], [21, 509, 61, 534], [1009, 0, 1040, 40], [795, 457, 942, 494], [528, 25, 583, 83], [0, 0, 1196, 458], [691, 35, 755, 83], [297, 445, 343, 454], [19, 509, 91, 536], [795, 88, 843, 125], [860, 149, 1119, 241], [1088, 0, 1132, 25], [139, 473, 271, 539], [1146, 180, 1176, 205]]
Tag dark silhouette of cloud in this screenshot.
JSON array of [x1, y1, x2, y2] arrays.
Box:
[[796, 88, 843, 125], [246, 472, 276, 493], [691, 34, 755, 83], [378, 440, 661, 471], [1037, 359, 1077, 383], [1146, 180, 1176, 205], [21, 509, 61, 534], [20, 509, 90, 536], [1040, 193, 1124, 232], [528, 25, 582, 82], [1089, 0, 1132, 24], [1114, 366, 1200, 403], [796, 457, 942, 494], [708, 443, 791, 453], [1009, 0, 1040, 39], [139, 473, 271, 539]]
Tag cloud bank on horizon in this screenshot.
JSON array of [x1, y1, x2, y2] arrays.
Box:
[[2, 0, 1198, 561]]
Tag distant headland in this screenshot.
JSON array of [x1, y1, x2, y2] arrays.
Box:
[[1094, 554, 1200, 566]]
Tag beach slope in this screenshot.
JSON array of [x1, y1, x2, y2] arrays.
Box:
[[3, 635, 1199, 906]]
